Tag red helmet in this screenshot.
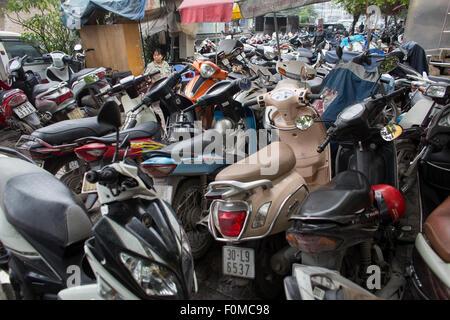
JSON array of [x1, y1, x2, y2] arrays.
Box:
[[370, 184, 406, 223]]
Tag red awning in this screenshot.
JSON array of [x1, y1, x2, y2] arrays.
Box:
[[178, 0, 234, 24]]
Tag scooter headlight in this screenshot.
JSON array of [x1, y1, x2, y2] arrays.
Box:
[[200, 63, 216, 78], [264, 47, 276, 60], [120, 252, 179, 297]]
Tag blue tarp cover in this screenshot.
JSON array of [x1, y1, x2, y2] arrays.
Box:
[[60, 0, 146, 29]]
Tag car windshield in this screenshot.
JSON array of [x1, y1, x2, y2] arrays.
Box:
[[2, 39, 43, 62]]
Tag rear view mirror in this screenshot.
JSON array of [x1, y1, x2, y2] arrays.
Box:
[[74, 44, 82, 51], [98, 99, 122, 129], [378, 55, 399, 74], [296, 115, 315, 131], [380, 124, 403, 141]]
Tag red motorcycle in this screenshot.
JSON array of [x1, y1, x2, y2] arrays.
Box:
[[0, 80, 41, 134]]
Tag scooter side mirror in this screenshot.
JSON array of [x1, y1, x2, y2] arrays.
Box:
[[296, 115, 315, 131], [380, 123, 403, 141], [74, 44, 82, 52], [378, 55, 399, 74], [98, 99, 121, 129]]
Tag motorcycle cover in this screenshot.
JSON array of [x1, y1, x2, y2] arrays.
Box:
[[324, 50, 386, 72], [313, 61, 380, 124], [60, 0, 146, 30]]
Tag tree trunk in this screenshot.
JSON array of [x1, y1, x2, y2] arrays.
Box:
[[351, 14, 360, 34]]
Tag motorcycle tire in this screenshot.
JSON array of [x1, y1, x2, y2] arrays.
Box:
[[43, 153, 87, 195], [172, 178, 213, 260], [253, 233, 286, 300]]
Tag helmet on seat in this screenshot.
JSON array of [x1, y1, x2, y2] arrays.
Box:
[[370, 184, 406, 223]]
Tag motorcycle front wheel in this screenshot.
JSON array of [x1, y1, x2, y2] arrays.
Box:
[[172, 178, 213, 260]]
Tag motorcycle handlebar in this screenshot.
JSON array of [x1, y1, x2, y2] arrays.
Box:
[[317, 135, 332, 153], [305, 93, 322, 101], [242, 98, 258, 108], [85, 167, 118, 184]]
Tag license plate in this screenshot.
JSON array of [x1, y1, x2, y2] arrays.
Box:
[[67, 108, 85, 120], [13, 102, 36, 119], [81, 172, 97, 193], [222, 246, 255, 279]]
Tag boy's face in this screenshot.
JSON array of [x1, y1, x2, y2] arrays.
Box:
[[153, 51, 163, 63]]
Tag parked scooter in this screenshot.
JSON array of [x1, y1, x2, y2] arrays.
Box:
[[183, 60, 228, 129], [0, 84, 41, 134], [140, 77, 256, 259], [285, 58, 412, 300], [404, 86, 450, 300], [43, 51, 111, 110], [204, 63, 330, 299], [284, 82, 450, 301], [0, 100, 197, 300], [15, 71, 162, 194], [7, 55, 84, 124]]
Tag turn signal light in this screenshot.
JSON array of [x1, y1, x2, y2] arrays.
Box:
[[140, 163, 177, 178], [286, 233, 342, 254]]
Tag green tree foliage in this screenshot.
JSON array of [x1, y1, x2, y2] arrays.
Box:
[[2, 0, 78, 53], [283, 5, 319, 24], [333, 0, 409, 32]]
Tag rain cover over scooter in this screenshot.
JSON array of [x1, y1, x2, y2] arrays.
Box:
[[313, 60, 380, 124]]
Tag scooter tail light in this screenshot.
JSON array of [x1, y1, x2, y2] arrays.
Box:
[[50, 91, 73, 105], [286, 233, 342, 254], [140, 163, 177, 178], [96, 71, 106, 79], [7, 93, 27, 107], [212, 200, 250, 238], [218, 210, 247, 237], [74, 143, 107, 162]]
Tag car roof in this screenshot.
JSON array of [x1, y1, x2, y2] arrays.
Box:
[[0, 31, 22, 39]]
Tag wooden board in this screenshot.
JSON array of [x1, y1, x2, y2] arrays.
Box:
[[80, 23, 144, 75]]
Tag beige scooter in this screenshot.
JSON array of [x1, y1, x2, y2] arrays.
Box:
[[204, 61, 331, 299]]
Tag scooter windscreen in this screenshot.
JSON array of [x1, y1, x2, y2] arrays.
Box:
[[218, 39, 244, 56]]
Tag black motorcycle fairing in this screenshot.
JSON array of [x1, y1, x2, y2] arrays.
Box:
[[89, 198, 194, 299]]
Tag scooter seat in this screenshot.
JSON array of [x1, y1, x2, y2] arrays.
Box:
[[31, 116, 113, 145], [215, 142, 296, 182], [69, 68, 98, 86], [297, 48, 314, 59], [424, 196, 450, 263], [296, 170, 370, 222], [79, 121, 161, 144], [0, 157, 92, 255], [32, 81, 61, 100]]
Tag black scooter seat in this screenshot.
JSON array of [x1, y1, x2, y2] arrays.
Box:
[[297, 48, 314, 59], [78, 121, 161, 144], [31, 116, 113, 145], [32, 81, 61, 100], [69, 68, 98, 86], [295, 171, 370, 222], [0, 158, 92, 254]]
